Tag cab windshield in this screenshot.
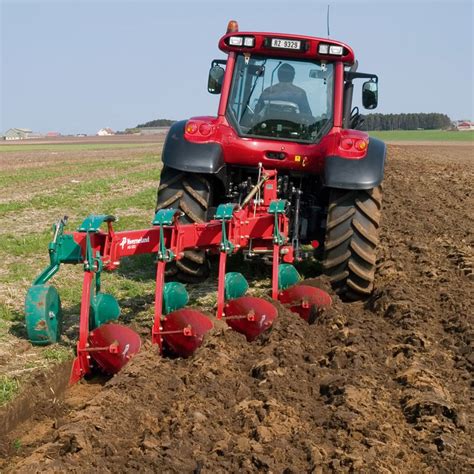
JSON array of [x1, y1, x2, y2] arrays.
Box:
[[227, 54, 334, 143]]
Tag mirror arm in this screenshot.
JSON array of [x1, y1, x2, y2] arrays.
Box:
[[345, 71, 378, 82], [211, 59, 227, 67]]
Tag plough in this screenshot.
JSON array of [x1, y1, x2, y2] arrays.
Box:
[[25, 170, 332, 384]]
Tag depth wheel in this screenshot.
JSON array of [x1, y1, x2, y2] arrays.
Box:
[[323, 186, 382, 300], [25, 284, 62, 345], [156, 166, 212, 282]]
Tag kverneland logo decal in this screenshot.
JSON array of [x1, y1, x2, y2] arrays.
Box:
[[119, 236, 150, 249]]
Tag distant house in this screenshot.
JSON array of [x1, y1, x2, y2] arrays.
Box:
[[97, 128, 115, 136], [4, 128, 42, 140], [456, 121, 473, 131], [46, 131, 61, 137]]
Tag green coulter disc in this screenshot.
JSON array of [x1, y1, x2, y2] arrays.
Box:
[[278, 264, 301, 290], [163, 282, 189, 314], [25, 284, 62, 345], [224, 272, 249, 300], [90, 292, 121, 330]]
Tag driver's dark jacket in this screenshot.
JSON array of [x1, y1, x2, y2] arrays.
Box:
[[255, 82, 312, 116]]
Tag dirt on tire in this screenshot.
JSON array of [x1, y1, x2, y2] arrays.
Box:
[[1, 144, 473, 472]]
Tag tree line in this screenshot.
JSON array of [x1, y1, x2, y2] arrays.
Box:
[[136, 119, 176, 128], [132, 114, 453, 132], [360, 113, 452, 131]]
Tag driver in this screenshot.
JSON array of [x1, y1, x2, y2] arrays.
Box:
[[255, 63, 312, 116]]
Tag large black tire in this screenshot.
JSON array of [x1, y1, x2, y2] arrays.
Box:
[[156, 167, 212, 282], [323, 186, 382, 300]]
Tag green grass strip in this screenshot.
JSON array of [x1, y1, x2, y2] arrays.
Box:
[[369, 130, 474, 141], [0, 154, 160, 187], [0, 168, 161, 215], [0, 143, 160, 153], [0, 375, 19, 406]]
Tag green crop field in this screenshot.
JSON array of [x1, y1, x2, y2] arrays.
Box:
[[0, 138, 277, 398], [0, 139, 274, 398], [368, 129, 474, 142], [0, 141, 175, 397], [0, 142, 157, 153]]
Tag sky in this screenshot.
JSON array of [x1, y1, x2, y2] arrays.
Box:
[[1, 0, 473, 135]]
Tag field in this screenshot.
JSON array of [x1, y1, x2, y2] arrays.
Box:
[[0, 138, 166, 392], [369, 129, 474, 142], [0, 138, 473, 471]]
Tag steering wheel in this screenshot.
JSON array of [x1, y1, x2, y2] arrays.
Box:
[[261, 100, 300, 115]]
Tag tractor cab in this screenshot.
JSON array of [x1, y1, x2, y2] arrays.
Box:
[[208, 21, 379, 144], [225, 54, 333, 142]]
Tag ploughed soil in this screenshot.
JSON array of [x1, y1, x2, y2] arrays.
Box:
[[1, 144, 473, 472]]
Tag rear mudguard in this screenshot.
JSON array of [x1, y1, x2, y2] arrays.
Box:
[[162, 121, 226, 179], [324, 137, 386, 190]]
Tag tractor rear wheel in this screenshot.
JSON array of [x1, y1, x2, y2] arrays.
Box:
[[156, 167, 212, 282], [323, 186, 382, 300]]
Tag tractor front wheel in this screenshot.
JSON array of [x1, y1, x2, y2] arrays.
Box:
[[156, 167, 212, 282], [323, 186, 382, 300]]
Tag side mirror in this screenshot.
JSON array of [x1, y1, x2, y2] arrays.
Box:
[[362, 80, 378, 109], [208, 65, 225, 94]]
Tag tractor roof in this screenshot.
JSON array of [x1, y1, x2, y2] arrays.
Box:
[[219, 31, 355, 65]]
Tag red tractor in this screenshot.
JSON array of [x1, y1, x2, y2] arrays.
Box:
[[25, 21, 385, 383], [157, 21, 385, 299]]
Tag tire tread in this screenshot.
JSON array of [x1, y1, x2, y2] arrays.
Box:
[[156, 167, 212, 282], [323, 186, 382, 299]]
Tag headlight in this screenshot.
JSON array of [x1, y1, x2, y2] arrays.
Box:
[[318, 43, 329, 54], [329, 45, 343, 55], [243, 37, 255, 47], [318, 43, 344, 55], [229, 36, 243, 46]]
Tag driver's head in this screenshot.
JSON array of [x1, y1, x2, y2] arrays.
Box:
[[278, 63, 295, 83]]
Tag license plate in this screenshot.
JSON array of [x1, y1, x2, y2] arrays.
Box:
[[271, 38, 301, 50]]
